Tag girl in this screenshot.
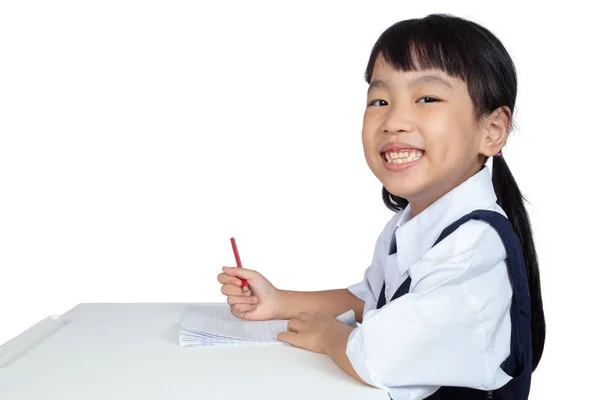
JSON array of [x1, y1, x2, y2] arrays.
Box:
[[217, 13, 545, 400]]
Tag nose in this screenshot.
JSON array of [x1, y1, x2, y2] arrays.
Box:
[[382, 104, 413, 134]]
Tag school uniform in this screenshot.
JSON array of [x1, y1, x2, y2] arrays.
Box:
[[346, 166, 532, 399]]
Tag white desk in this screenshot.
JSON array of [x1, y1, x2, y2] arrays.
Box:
[[0, 303, 388, 399]]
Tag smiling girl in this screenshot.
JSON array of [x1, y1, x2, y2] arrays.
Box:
[[217, 13, 545, 400]]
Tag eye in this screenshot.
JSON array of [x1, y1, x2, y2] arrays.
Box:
[[367, 99, 388, 107], [417, 96, 440, 103]]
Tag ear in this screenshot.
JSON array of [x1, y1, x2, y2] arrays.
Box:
[[478, 106, 511, 157]]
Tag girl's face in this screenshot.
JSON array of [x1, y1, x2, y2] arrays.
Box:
[[362, 55, 486, 215]]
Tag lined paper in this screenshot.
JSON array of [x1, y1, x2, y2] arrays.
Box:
[[179, 303, 357, 347], [179, 303, 288, 347]]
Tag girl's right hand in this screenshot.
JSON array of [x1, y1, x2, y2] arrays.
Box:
[[217, 266, 282, 321]]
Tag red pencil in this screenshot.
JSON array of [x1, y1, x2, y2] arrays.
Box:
[[230, 237, 250, 295]]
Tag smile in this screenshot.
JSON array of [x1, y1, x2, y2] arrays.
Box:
[[382, 149, 424, 164], [380, 149, 424, 171]]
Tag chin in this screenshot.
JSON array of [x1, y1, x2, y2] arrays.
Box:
[[383, 185, 414, 200], [385, 175, 431, 197]]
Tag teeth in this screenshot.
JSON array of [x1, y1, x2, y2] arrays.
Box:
[[384, 150, 423, 164]]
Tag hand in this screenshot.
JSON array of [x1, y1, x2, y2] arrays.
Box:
[[217, 266, 281, 321], [277, 311, 350, 354]]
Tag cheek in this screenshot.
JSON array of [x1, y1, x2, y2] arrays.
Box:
[[423, 121, 450, 156], [426, 129, 477, 171], [361, 121, 377, 153], [361, 131, 380, 174], [424, 126, 469, 167], [362, 136, 378, 168]]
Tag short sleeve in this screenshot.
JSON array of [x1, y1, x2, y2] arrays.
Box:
[[347, 220, 392, 319], [345, 222, 513, 399], [347, 265, 378, 317]]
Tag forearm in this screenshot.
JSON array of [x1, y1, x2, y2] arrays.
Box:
[[323, 324, 374, 387], [277, 289, 365, 321]]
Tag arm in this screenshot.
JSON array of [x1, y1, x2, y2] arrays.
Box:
[[277, 289, 365, 322], [322, 324, 375, 387]]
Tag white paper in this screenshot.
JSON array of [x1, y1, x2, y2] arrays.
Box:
[[179, 303, 357, 347]]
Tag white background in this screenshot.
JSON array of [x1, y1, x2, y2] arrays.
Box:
[[1, 1, 598, 398]]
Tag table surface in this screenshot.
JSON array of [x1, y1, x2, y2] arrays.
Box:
[[0, 303, 388, 400]]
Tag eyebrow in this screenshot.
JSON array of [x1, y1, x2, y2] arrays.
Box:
[[368, 74, 454, 93]]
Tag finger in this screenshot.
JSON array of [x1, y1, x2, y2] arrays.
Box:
[[231, 303, 257, 316], [222, 266, 260, 280], [297, 312, 310, 321], [287, 318, 304, 333], [277, 331, 298, 344], [221, 284, 244, 296], [217, 273, 242, 287], [227, 295, 259, 306]]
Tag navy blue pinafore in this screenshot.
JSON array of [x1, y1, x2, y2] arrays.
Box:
[[376, 210, 532, 399]]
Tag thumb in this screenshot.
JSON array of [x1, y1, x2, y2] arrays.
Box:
[[222, 266, 261, 280]]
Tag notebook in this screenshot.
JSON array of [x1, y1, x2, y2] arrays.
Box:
[[179, 303, 357, 347]]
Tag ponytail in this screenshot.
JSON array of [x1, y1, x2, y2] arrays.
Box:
[[492, 155, 546, 371]]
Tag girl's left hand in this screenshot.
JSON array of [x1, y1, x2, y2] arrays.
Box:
[[277, 311, 345, 354]]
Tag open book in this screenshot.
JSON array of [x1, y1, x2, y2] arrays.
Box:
[[179, 303, 357, 347]]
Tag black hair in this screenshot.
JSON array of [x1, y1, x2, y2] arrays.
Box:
[[364, 14, 545, 371]]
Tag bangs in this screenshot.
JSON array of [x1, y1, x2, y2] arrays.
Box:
[[365, 15, 475, 85]]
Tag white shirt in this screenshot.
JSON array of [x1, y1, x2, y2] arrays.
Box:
[[346, 166, 513, 400]]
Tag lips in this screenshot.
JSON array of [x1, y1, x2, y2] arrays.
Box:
[[380, 142, 424, 154]]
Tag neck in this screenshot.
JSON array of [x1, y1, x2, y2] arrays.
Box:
[[409, 164, 483, 217], [409, 199, 434, 217]]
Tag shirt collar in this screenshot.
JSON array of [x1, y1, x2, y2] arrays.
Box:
[[384, 166, 498, 276]]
